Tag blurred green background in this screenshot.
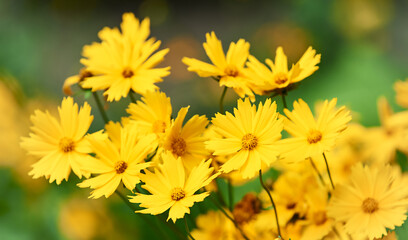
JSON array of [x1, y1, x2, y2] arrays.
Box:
[[1, 0, 408, 239]]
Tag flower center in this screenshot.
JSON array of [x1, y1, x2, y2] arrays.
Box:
[[171, 137, 187, 156], [114, 161, 128, 174], [171, 187, 186, 201], [224, 65, 239, 77], [152, 120, 166, 134], [122, 67, 134, 78], [59, 137, 75, 153], [307, 129, 322, 144], [274, 72, 288, 85], [362, 198, 379, 214], [79, 68, 93, 80], [241, 133, 258, 150], [313, 211, 327, 225]]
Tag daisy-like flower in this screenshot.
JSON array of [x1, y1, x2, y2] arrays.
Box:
[[80, 13, 170, 102], [191, 210, 237, 240], [327, 164, 408, 239], [129, 152, 219, 223], [20, 97, 95, 184], [280, 98, 351, 162], [246, 46, 320, 95], [162, 106, 209, 171], [206, 98, 283, 179], [394, 78, 408, 108], [182, 31, 256, 101], [78, 124, 156, 198], [126, 91, 172, 144]]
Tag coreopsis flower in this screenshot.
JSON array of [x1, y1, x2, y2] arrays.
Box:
[[327, 164, 408, 239], [182, 31, 256, 101], [129, 152, 219, 222], [394, 78, 408, 108], [245, 46, 320, 95], [162, 106, 209, 171], [191, 210, 237, 240], [80, 13, 170, 102], [78, 124, 156, 198], [20, 97, 95, 184], [280, 98, 351, 162], [126, 91, 171, 145], [206, 98, 283, 179]]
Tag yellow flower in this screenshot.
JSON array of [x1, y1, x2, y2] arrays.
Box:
[[162, 106, 209, 171], [182, 31, 256, 101], [327, 164, 408, 239], [126, 91, 172, 145], [206, 98, 283, 179], [246, 46, 320, 94], [78, 124, 156, 198], [62, 68, 92, 96], [191, 210, 237, 240], [280, 98, 351, 161], [80, 13, 170, 102], [394, 78, 408, 108], [129, 152, 219, 223], [21, 97, 95, 184]]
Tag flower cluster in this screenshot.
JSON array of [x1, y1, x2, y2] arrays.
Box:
[[21, 12, 408, 240]]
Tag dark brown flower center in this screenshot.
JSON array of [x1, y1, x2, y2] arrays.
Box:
[[171, 187, 186, 201], [224, 65, 239, 77], [171, 137, 187, 156], [307, 129, 322, 144], [274, 72, 288, 85], [122, 67, 134, 78], [115, 161, 128, 174], [241, 133, 258, 150], [313, 211, 328, 225], [362, 198, 379, 214], [59, 137, 75, 153]]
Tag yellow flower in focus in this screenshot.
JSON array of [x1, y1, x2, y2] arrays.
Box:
[[78, 125, 156, 198], [21, 97, 95, 184], [80, 13, 170, 102], [327, 164, 408, 239], [394, 79, 408, 108], [246, 46, 320, 94], [126, 91, 171, 145], [162, 106, 209, 171], [129, 152, 219, 223], [182, 32, 256, 101], [280, 98, 351, 162], [191, 210, 237, 240], [206, 98, 283, 179]]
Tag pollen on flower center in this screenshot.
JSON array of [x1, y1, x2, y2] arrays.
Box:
[[122, 67, 134, 78], [171, 137, 187, 156], [152, 120, 166, 134], [114, 161, 128, 174], [362, 198, 379, 213], [224, 65, 239, 77], [307, 129, 322, 144], [171, 187, 186, 201], [313, 211, 328, 225], [274, 72, 288, 85], [59, 137, 75, 153], [241, 133, 258, 150]]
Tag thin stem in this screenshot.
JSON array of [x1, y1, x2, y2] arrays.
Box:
[[323, 152, 335, 190], [214, 179, 227, 207], [92, 91, 109, 124], [281, 93, 288, 109], [227, 179, 234, 211], [219, 86, 228, 114], [309, 157, 326, 187], [129, 90, 137, 103], [259, 169, 282, 239], [184, 217, 195, 240]]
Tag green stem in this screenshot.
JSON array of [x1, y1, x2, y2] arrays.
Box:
[[259, 170, 282, 239], [309, 157, 326, 187], [184, 217, 195, 240], [323, 152, 335, 190], [227, 179, 234, 211], [214, 179, 227, 207], [219, 86, 228, 114], [129, 90, 137, 103], [92, 91, 109, 124], [281, 93, 288, 109]]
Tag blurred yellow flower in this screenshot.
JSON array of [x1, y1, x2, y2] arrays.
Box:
[[162, 106, 209, 171], [327, 164, 408, 239], [129, 152, 219, 222], [182, 31, 256, 101], [78, 124, 156, 198], [21, 97, 94, 184], [62, 68, 92, 96], [246, 46, 320, 95], [280, 98, 351, 162], [394, 79, 408, 108], [206, 98, 283, 179], [191, 210, 237, 240], [80, 13, 170, 101]]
